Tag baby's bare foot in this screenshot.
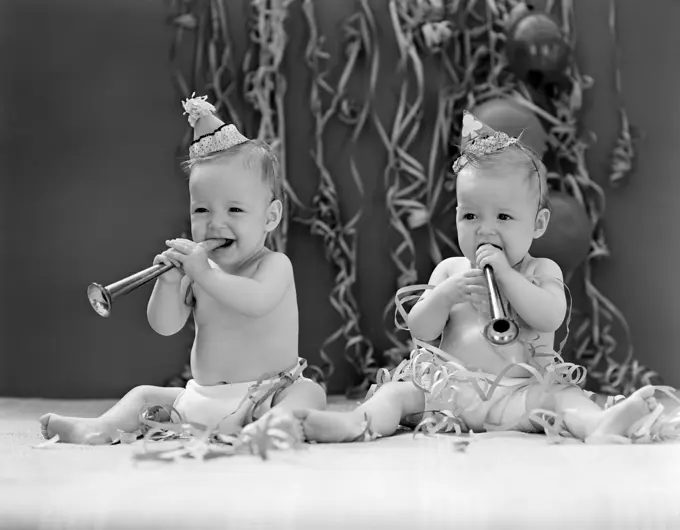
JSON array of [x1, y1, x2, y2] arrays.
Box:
[[293, 409, 370, 443], [585, 385, 659, 443], [39, 413, 111, 445]]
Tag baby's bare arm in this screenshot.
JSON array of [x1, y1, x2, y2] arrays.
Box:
[[147, 275, 192, 336], [408, 258, 468, 341], [497, 258, 566, 333], [192, 252, 293, 318]]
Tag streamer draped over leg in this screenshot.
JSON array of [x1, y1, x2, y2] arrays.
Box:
[[361, 284, 680, 445], [127, 360, 310, 462]]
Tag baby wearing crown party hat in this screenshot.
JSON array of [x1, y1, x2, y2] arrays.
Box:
[[40, 96, 326, 444], [293, 110, 680, 445]]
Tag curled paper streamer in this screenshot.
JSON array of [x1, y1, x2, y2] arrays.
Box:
[[300, 0, 377, 395], [244, 0, 297, 253], [134, 408, 305, 463], [350, 412, 381, 442]]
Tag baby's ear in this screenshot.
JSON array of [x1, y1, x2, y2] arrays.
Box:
[[265, 199, 283, 232], [533, 208, 550, 238]]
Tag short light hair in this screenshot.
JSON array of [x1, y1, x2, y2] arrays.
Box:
[[181, 139, 283, 203], [455, 143, 550, 211]]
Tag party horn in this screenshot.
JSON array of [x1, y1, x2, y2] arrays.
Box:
[[482, 265, 519, 346], [87, 239, 225, 317]]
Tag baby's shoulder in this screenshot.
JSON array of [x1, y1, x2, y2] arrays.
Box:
[[251, 250, 295, 285], [435, 256, 470, 275], [522, 255, 564, 284], [256, 249, 292, 271]]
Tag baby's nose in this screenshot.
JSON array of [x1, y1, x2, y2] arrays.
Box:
[[477, 220, 496, 234], [208, 213, 229, 229]]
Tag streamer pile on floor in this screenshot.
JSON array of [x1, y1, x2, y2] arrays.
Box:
[[1, 396, 679, 530]]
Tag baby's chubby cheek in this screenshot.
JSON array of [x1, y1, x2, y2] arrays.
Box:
[[189, 209, 204, 238], [190, 222, 205, 241]]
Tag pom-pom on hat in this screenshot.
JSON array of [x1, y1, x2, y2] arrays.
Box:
[[182, 93, 249, 159]]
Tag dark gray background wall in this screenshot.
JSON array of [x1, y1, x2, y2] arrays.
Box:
[[2, 0, 678, 397]]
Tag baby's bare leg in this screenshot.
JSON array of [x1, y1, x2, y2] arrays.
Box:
[[271, 379, 328, 412], [295, 381, 425, 443], [239, 380, 327, 437], [528, 384, 658, 441], [39, 385, 183, 445]]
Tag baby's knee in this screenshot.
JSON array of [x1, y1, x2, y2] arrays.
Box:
[[127, 384, 181, 406], [272, 379, 327, 410], [129, 385, 161, 399], [376, 381, 416, 397], [526, 383, 582, 411], [376, 381, 425, 410], [297, 379, 327, 408]]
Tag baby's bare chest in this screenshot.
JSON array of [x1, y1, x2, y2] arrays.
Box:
[[193, 294, 247, 328], [441, 303, 552, 368]]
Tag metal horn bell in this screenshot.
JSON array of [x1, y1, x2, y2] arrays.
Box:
[[482, 265, 519, 346]]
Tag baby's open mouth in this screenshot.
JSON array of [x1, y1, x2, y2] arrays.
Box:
[[212, 238, 234, 250], [478, 243, 503, 250]]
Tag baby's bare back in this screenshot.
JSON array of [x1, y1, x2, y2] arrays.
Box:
[[186, 265, 299, 385]]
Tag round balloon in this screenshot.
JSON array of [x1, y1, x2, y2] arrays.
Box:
[[471, 98, 548, 158], [505, 6, 570, 84], [530, 191, 591, 274]]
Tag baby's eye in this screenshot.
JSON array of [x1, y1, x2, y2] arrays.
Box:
[[498, 213, 512, 221], [193, 207, 208, 214], [229, 207, 244, 213], [461, 213, 476, 220]]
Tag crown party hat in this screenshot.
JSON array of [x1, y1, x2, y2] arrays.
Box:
[[453, 110, 524, 173]]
